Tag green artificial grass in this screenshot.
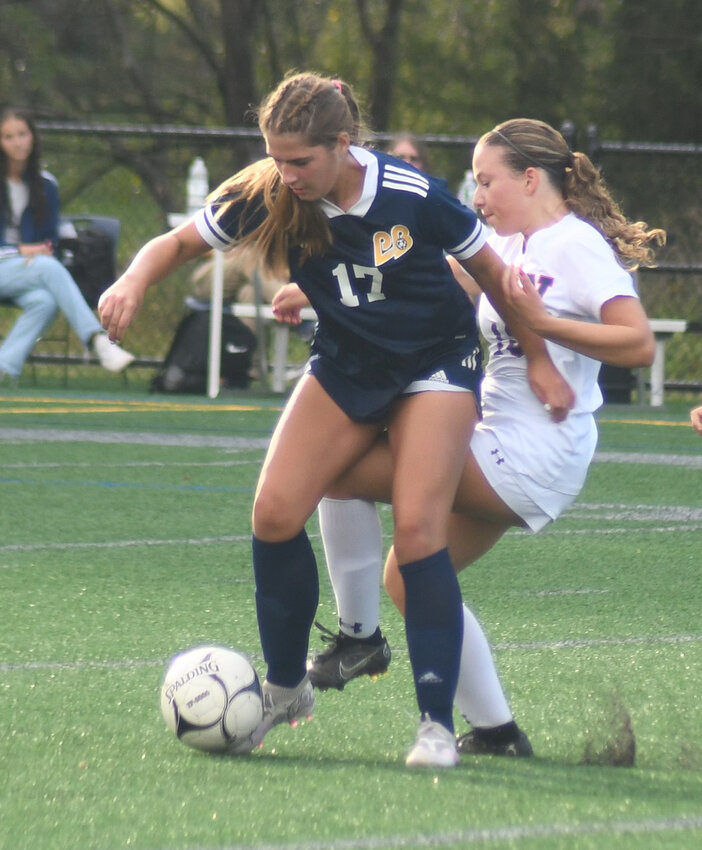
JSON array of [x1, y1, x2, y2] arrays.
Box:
[[1, 391, 700, 849]]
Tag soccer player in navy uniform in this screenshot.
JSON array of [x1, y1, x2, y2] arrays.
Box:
[[98, 73, 570, 766]]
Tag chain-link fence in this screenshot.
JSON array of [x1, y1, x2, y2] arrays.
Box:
[[593, 140, 702, 395], [27, 122, 702, 396]]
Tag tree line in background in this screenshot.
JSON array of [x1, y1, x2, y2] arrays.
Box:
[[1, 0, 701, 150], [1, 0, 700, 384]]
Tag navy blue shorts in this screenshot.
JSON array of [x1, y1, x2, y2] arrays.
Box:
[[307, 334, 483, 424]]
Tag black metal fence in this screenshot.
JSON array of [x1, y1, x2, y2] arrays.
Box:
[[23, 121, 702, 395]]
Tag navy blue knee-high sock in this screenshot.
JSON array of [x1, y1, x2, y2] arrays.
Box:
[[400, 548, 463, 732], [252, 530, 319, 687]]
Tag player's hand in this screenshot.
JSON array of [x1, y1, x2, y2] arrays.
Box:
[[98, 275, 146, 343], [691, 405, 702, 435], [503, 266, 552, 334], [272, 283, 309, 325], [526, 354, 575, 423]]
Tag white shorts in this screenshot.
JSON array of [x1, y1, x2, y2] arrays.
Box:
[[470, 425, 580, 532]]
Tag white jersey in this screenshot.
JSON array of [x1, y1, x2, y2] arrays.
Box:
[[473, 213, 639, 523]]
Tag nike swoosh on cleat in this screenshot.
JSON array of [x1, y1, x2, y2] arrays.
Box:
[[338, 657, 375, 680]]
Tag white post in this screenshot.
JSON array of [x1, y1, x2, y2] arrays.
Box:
[[184, 157, 222, 399], [207, 250, 224, 398], [650, 337, 666, 407]]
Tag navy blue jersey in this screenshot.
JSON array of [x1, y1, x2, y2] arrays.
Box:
[[195, 146, 486, 420]]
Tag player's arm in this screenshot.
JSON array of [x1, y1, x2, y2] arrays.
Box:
[[691, 406, 702, 435], [272, 282, 309, 325], [446, 255, 481, 302], [98, 219, 211, 343], [461, 245, 575, 421], [505, 268, 655, 368]]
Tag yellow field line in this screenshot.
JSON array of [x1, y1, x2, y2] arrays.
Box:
[[0, 396, 279, 414], [601, 417, 690, 428], [0, 397, 688, 424]]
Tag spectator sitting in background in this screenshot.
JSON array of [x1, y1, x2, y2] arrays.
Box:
[[0, 107, 134, 383], [387, 132, 432, 173]]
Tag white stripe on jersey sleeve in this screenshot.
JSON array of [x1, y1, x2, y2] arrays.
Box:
[[449, 220, 488, 259], [194, 206, 232, 250], [382, 163, 430, 197]]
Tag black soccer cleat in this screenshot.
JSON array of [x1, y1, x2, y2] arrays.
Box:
[[307, 621, 391, 691], [456, 725, 534, 758]]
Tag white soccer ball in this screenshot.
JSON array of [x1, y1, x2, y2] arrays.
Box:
[[160, 645, 263, 753]]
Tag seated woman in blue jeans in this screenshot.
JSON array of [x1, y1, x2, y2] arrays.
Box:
[[0, 107, 134, 382]]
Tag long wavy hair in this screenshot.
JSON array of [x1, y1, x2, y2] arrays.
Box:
[[481, 118, 665, 268], [211, 71, 367, 272], [0, 107, 48, 226]]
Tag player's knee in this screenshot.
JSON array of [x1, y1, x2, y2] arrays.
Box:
[[251, 487, 302, 541], [392, 514, 439, 565]]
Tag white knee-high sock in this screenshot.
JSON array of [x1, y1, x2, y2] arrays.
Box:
[[317, 497, 383, 639], [454, 604, 513, 728]]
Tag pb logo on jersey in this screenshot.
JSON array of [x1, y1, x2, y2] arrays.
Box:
[[373, 225, 414, 266]]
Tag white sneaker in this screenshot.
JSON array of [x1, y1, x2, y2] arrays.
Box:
[[406, 716, 459, 768], [231, 675, 315, 754], [92, 333, 135, 373]]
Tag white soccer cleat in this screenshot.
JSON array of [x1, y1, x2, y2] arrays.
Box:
[[234, 675, 315, 753], [405, 716, 459, 768], [92, 332, 135, 373]]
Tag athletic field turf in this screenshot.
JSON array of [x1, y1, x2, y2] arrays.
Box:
[[1, 388, 700, 850]]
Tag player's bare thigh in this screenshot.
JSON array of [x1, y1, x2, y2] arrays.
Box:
[[253, 372, 382, 541], [327, 416, 522, 523], [453, 450, 524, 526], [387, 390, 478, 563]]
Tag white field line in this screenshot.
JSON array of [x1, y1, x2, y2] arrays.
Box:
[[0, 459, 262, 469], [595, 450, 702, 468], [0, 427, 270, 449], [0, 427, 699, 467], [3, 632, 701, 674], [0, 516, 700, 558], [1, 496, 701, 556], [156, 814, 702, 849], [0, 534, 251, 555]]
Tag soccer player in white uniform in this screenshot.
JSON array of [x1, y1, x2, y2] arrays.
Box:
[[308, 118, 664, 757]]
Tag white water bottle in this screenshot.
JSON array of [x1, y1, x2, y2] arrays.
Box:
[[186, 157, 209, 214]]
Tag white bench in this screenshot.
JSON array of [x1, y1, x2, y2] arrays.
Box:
[[199, 249, 688, 404], [217, 311, 687, 403], [199, 250, 316, 398], [229, 303, 316, 393], [646, 319, 688, 406]]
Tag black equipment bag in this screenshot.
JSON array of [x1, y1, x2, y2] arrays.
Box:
[[151, 309, 257, 393], [58, 228, 116, 308]]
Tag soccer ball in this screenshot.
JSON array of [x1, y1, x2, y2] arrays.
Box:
[[160, 645, 263, 753]]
